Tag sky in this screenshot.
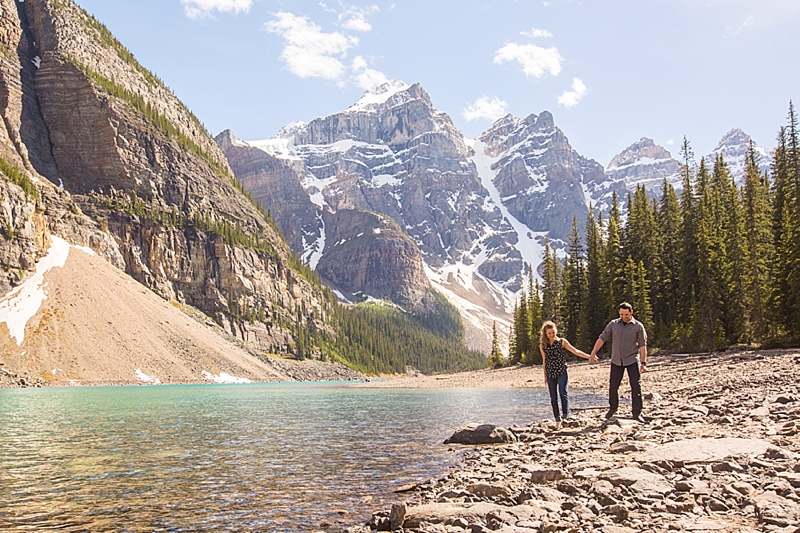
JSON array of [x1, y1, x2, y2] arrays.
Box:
[[73, 0, 800, 166]]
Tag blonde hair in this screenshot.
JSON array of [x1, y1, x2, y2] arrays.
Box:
[[539, 320, 558, 352]]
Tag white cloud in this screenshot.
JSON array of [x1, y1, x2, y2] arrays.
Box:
[[666, 139, 675, 145], [725, 14, 756, 36], [266, 11, 358, 81], [462, 96, 509, 122], [351, 56, 388, 89], [181, 0, 252, 19], [557, 78, 588, 108], [339, 5, 380, 32], [494, 43, 563, 78], [521, 28, 553, 38]]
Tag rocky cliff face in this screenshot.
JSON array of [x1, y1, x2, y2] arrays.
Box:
[[316, 209, 432, 308], [477, 112, 610, 241], [220, 83, 532, 351], [0, 0, 327, 353]]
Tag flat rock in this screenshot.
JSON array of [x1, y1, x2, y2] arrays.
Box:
[[639, 438, 772, 464], [600, 467, 672, 495], [444, 424, 518, 445], [402, 502, 552, 528]]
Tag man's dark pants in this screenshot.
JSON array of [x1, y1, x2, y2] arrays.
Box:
[[609, 361, 642, 417]]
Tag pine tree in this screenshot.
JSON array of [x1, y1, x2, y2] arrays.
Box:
[[562, 216, 586, 344], [512, 294, 532, 364], [652, 178, 682, 347], [770, 126, 792, 337], [603, 205, 625, 322], [786, 102, 800, 339], [582, 206, 606, 348], [541, 238, 560, 322], [714, 154, 748, 344], [742, 142, 773, 343], [692, 158, 727, 351], [678, 137, 698, 331], [488, 321, 504, 368], [527, 270, 544, 364]]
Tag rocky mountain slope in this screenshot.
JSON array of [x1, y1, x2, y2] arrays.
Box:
[[2, 0, 484, 382], [0, 239, 363, 387], [0, 0, 369, 382]]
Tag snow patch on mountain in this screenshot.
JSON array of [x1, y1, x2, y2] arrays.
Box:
[[469, 138, 547, 277]]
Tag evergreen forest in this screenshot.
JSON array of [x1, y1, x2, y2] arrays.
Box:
[[495, 103, 800, 367]]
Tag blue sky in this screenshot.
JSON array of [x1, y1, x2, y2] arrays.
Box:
[[75, 0, 799, 166]]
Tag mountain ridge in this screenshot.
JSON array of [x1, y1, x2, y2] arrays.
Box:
[[222, 81, 773, 353]]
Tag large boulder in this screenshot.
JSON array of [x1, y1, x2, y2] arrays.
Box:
[[444, 423, 517, 445]]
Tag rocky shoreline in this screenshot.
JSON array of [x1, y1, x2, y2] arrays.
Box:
[[346, 349, 800, 533], [0, 357, 365, 388]]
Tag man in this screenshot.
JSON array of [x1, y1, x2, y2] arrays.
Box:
[[589, 302, 648, 423]]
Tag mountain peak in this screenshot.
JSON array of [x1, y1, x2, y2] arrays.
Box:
[[608, 137, 673, 169], [712, 127, 750, 152], [347, 80, 412, 112]]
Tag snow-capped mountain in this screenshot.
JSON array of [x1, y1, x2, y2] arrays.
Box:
[[220, 82, 606, 350], [218, 82, 772, 352], [705, 128, 771, 184], [477, 113, 610, 241], [605, 138, 681, 197], [601, 129, 771, 207]]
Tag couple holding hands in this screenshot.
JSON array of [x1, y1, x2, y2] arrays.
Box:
[[540, 302, 648, 429]]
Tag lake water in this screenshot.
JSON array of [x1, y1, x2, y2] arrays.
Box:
[[0, 382, 602, 532]]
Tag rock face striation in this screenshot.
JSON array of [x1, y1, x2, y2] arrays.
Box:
[[0, 0, 326, 354]]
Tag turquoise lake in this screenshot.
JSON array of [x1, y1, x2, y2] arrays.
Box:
[[0, 382, 602, 532]]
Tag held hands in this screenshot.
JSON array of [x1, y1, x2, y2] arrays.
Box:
[[589, 353, 599, 364]]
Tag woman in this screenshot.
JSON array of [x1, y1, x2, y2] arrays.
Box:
[[539, 320, 592, 429]]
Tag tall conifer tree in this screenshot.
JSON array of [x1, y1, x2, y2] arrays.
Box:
[[742, 142, 773, 343], [541, 238, 560, 322], [678, 137, 698, 329], [653, 179, 682, 347], [583, 206, 607, 348], [562, 216, 586, 344]]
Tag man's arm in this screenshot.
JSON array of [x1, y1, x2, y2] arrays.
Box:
[[639, 345, 647, 372], [589, 338, 604, 363]]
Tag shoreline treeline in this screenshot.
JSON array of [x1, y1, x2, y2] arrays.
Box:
[[496, 102, 800, 366]]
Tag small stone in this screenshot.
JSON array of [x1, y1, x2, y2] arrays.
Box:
[[602, 504, 628, 522], [706, 497, 729, 512], [389, 503, 406, 530], [530, 468, 567, 483]]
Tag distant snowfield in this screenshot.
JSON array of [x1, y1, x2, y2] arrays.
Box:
[[0, 237, 94, 346]]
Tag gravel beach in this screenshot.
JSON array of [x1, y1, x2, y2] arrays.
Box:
[[346, 348, 800, 533]]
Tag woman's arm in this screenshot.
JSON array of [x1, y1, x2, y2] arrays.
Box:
[[562, 339, 591, 360], [540, 346, 547, 383]]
